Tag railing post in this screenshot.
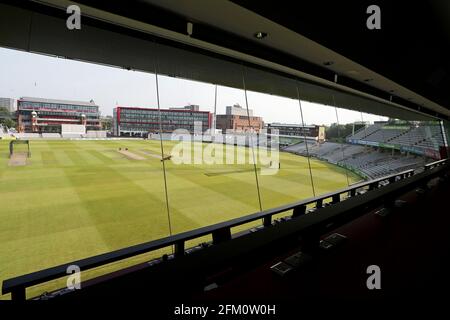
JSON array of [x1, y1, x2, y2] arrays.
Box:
[[316, 199, 323, 209], [11, 287, 26, 301], [212, 228, 232, 245], [174, 241, 185, 258], [331, 194, 340, 204], [292, 205, 306, 217], [263, 215, 272, 227]]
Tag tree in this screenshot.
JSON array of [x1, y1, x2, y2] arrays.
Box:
[[101, 116, 112, 131], [2, 118, 16, 129], [0, 107, 10, 116], [0, 107, 16, 129], [325, 123, 356, 142]]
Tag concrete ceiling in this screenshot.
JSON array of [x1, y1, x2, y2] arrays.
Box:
[[143, 0, 450, 117], [4, 0, 449, 119]]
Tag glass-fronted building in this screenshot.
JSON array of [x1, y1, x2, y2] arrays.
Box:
[[113, 106, 211, 136], [17, 97, 101, 133], [0, 97, 16, 112]]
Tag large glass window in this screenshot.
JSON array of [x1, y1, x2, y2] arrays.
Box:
[[241, 72, 316, 213], [0, 47, 171, 299], [1, 34, 447, 300], [295, 89, 354, 198], [156, 73, 261, 242]]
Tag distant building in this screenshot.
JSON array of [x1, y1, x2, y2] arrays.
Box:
[[17, 97, 101, 133], [265, 123, 326, 145], [216, 104, 263, 133], [169, 104, 200, 112], [0, 97, 16, 112], [225, 104, 253, 117], [113, 106, 211, 137], [265, 123, 321, 138]]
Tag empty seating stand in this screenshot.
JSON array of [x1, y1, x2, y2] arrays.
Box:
[[61, 133, 83, 139], [347, 123, 383, 140], [284, 140, 429, 180], [13, 133, 41, 139], [42, 133, 62, 139], [348, 124, 445, 153]]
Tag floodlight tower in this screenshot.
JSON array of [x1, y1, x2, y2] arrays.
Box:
[[81, 114, 87, 126], [31, 111, 38, 132]]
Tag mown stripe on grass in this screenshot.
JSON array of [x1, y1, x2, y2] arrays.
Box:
[[62, 165, 184, 247], [51, 148, 74, 167], [254, 174, 315, 198], [212, 173, 302, 211], [0, 166, 109, 295], [41, 151, 58, 166], [162, 170, 261, 227], [87, 149, 115, 164], [165, 162, 300, 211], [64, 149, 88, 166], [76, 149, 104, 165], [0, 168, 75, 195], [0, 225, 109, 298]]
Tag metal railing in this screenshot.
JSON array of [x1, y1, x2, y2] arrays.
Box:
[[2, 158, 448, 300]]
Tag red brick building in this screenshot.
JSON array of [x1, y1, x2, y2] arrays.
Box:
[[216, 104, 264, 133]]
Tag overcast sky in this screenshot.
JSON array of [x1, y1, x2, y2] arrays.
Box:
[[0, 47, 387, 125]]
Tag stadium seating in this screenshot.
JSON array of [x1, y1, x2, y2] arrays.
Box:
[[284, 142, 366, 164], [349, 123, 383, 140], [13, 133, 41, 139], [42, 133, 62, 139], [364, 127, 406, 142], [61, 133, 83, 139], [347, 123, 446, 155], [83, 130, 107, 138], [284, 141, 428, 180]]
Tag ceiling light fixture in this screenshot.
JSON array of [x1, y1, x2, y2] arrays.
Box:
[[254, 32, 268, 39]]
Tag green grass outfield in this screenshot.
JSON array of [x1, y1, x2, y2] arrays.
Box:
[[0, 139, 360, 299]]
